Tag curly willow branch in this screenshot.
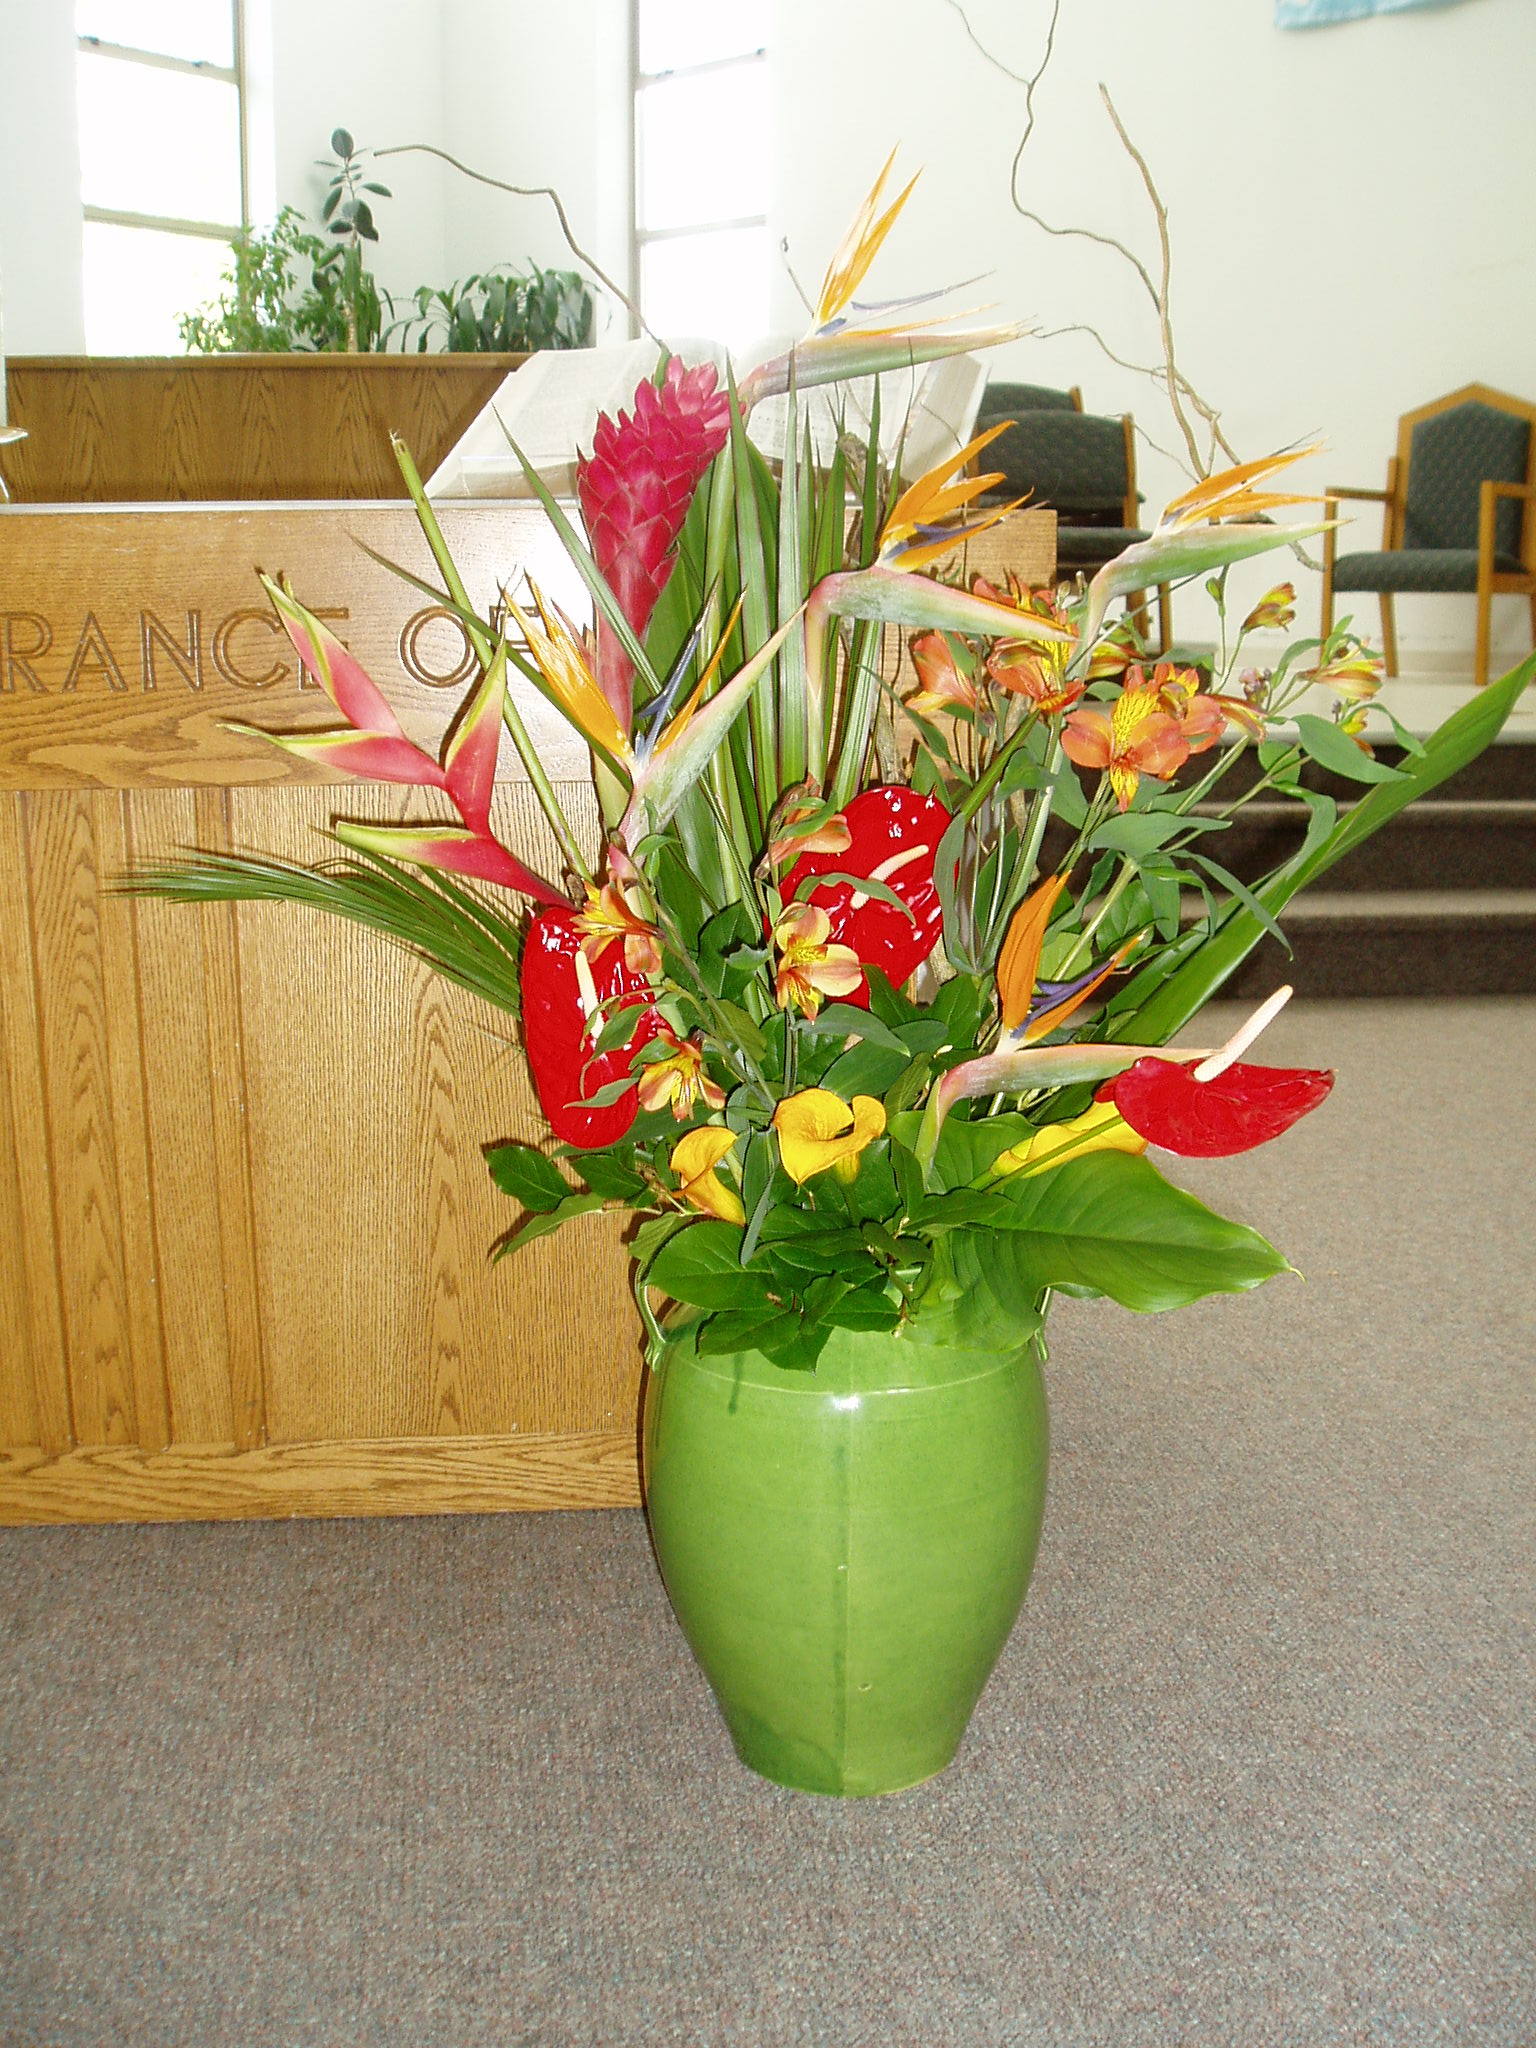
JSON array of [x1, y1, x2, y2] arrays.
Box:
[[951, 3, 1249, 483], [375, 143, 659, 345]]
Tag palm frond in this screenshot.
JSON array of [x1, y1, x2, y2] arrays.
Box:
[[123, 849, 526, 1015]]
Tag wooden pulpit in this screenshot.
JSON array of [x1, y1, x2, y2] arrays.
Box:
[[0, 502, 1053, 1525]]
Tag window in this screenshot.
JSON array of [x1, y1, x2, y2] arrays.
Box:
[[632, 2, 769, 352], [76, 1, 248, 353]]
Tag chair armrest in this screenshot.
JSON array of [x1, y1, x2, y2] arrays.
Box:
[[1478, 479, 1536, 570], [1324, 485, 1393, 502]]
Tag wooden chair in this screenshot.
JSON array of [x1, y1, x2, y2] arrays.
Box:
[[979, 405, 1171, 649], [1321, 383, 1536, 688], [974, 379, 1084, 422]]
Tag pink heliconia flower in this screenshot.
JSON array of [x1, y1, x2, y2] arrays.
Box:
[[576, 358, 733, 732]]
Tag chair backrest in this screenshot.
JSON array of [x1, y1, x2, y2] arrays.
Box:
[[982, 409, 1131, 521], [975, 380, 1083, 423], [1399, 385, 1535, 559]]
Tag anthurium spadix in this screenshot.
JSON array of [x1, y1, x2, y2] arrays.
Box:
[[1077, 445, 1332, 654]]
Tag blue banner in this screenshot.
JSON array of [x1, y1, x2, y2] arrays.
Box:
[[1276, 0, 1463, 25]]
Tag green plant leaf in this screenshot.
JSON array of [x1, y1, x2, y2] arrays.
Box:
[[647, 1220, 777, 1311], [1106, 651, 1535, 1042], [484, 1141, 572, 1212], [571, 1150, 647, 1201], [492, 1190, 606, 1259], [1292, 713, 1408, 785], [976, 1150, 1291, 1312]]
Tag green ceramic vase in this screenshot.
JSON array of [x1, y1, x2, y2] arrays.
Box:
[[642, 1320, 1050, 1797]]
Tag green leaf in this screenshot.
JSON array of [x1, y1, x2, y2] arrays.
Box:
[[1292, 713, 1409, 785], [631, 1211, 691, 1270], [1087, 812, 1191, 857], [492, 1190, 606, 1259], [484, 1141, 572, 1212], [695, 1305, 797, 1356], [800, 1002, 909, 1054], [889, 1107, 1037, 1190], [572, 1150, 646, 1201], [647, 1220, 776, 1311], [1108, 651, 1535, 1041], [978, 1150, 1290, 1312]]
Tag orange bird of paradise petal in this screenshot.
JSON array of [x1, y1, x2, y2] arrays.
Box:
[[1024, 940, 1139, 1043], [996, 873, 1068, 1032], [1162, 444, 1324, 530], [813, 150, 921, 331]]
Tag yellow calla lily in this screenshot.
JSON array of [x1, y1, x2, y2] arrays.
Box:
[[990, 1102, 1147, 1180], [772, 1089, 886, 1186], [670, 1126, 745, 1225]]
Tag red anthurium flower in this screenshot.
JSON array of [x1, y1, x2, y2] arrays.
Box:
[[577, 357, 733, 733], [784, 785, 951, 1004], [1096, 1056, 1334, 1157], [520, 908, 664, 1148]]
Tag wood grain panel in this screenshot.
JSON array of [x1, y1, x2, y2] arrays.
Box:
[[228, 778, 642, 1448], [0, 800, 70, 1454], [0, 1429, 642, 1526], [4, 355, 528, 504], [0, 502, 590, 790], [127, 788, 240, 1446], [23, 789, 139, 1447], [92, 791, 171, 1450]]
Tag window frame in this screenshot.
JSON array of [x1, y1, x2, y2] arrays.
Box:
[[629, 6, 769, 341], [77, 0, 250, 254]]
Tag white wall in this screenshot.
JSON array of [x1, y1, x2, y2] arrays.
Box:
[[438, 0, 633, 338], [763, 0, 1536, 661], [0, 0, 86, 355], [266, 0, 449, 310]]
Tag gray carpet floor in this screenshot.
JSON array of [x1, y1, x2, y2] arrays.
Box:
[[2, 999, 1533, 2048]]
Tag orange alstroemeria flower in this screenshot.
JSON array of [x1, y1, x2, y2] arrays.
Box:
[[1143, 661, 1267, 751], [772, 902, 864, 1018], [981, 585, 1133, 713], [1063, 681, 1190, 811], [1241, 582, 1296, 633], [1307, 641, 1385, 705], [765, 793, 853, 867], [637, 1034, 726, 1121], [576, 878, 663, 979], [906, 631, 984, 721], [669, 1126, 745, 1226]]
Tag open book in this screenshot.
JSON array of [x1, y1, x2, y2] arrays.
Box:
[[424, 338, 988, 502]]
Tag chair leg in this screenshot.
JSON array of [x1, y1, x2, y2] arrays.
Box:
[[1157, 584, 1172, 654], [1127, 588, 1151, 643], [1378, 595, 1398, 677], [1474, 582, 1492, 690]]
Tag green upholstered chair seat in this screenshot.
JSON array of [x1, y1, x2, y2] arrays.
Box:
[[1333, 547, 1525, 594], [1057, 525, 1149, 567]]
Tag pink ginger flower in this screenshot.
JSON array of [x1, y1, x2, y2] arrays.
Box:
[[576, 357, 732, 734]]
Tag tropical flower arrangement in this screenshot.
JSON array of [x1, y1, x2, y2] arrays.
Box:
[[139, 160, 1531, 1377]]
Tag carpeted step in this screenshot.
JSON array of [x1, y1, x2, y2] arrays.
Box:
[[1191, 800, 1536, 893], [1218, 891, 1536, 1000]]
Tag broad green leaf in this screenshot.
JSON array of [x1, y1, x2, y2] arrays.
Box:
[[485, 1141, 573, 1212], [1292, 713, 1408, 785], [492, 1190, 606, 1259], [647, 1219, 776, 1310], [978, 1150, 1290, 1312], [572, 1150, 647, 1201]]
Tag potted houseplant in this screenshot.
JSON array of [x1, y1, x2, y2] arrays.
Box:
[[133, 161, 1533, 1796]]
